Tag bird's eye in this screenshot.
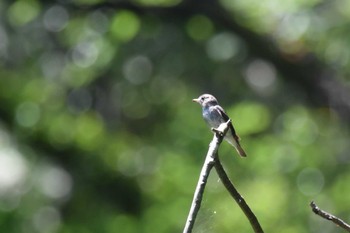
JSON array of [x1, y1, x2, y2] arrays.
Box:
[[201, 97, 205, 100]]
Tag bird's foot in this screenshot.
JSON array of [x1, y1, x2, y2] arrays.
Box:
[[211, 127, 224, 136], [211, 120, 231, 137]]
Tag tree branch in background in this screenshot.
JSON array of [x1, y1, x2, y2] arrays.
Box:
[[310, 201, 350, 232], [183, 121, 263, 233], [215, 158, 264, 233]]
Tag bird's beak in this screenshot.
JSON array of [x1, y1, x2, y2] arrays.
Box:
[[192, 98, 199, 103]]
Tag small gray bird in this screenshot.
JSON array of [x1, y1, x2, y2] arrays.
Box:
[[192, 94, 247, 157]]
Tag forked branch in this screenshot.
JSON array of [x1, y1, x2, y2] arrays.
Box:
[[183, 121, 230, 233], [183, 121, 263, 233]]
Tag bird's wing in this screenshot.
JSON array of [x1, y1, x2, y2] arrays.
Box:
[[215, 105, 240, 141], [214, 105, 229, 121]]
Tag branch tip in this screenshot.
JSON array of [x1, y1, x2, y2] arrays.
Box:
[[310, 201, 350, 232]]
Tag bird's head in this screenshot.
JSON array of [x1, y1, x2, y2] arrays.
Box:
[[192, 94, 218, 107]]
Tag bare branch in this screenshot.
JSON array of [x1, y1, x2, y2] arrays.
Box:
[[215, 159, 264, 233], [183, 121, 230, 233], [183, 120, 263, 233], [310, 201, 350, 232]]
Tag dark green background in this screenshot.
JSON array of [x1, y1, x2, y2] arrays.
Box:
[[0, 0, 350, 232]]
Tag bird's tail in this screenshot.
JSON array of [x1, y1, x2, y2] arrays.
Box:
[[235, 143, 247, 157], [225, 136, 247, 157]]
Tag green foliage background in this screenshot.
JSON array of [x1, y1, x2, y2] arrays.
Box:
[[0, 0, 350, 232]]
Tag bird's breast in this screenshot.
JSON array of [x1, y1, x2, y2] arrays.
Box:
[[202, 107, 222, 128]]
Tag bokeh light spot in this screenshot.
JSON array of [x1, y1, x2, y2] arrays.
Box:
[[88, 10, 110, 34], [8, 0, 41, 26], [75, 113, 104, 150], [206, 32, 240, 61], [38, 165, 73, 200], [0, 148, 27, 195], [282, 107, 319, 145], [123, 55, 153, 85], [245, 59, 277, 94], [43, 5, 69, 32], [15, 102, 41, 128], [118, 147, 159, 178], [229, 102, 271, 135], [118, 151, 143, 177], [273, 145, 300, 173], [275, 13, 310, 43], [297, 167, 324, 196], [186, 15, 214, 41], [72, 42, 99, 68], [110, 11, 140, 42]]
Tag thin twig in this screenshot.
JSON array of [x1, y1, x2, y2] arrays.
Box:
[[310, 201, 350, 232], [214, 158, 264, 233], [183, 121, 230, 233]]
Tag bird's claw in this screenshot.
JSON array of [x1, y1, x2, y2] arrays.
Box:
[[211, 120, 231, 136], [211, 127, 224, 136]]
